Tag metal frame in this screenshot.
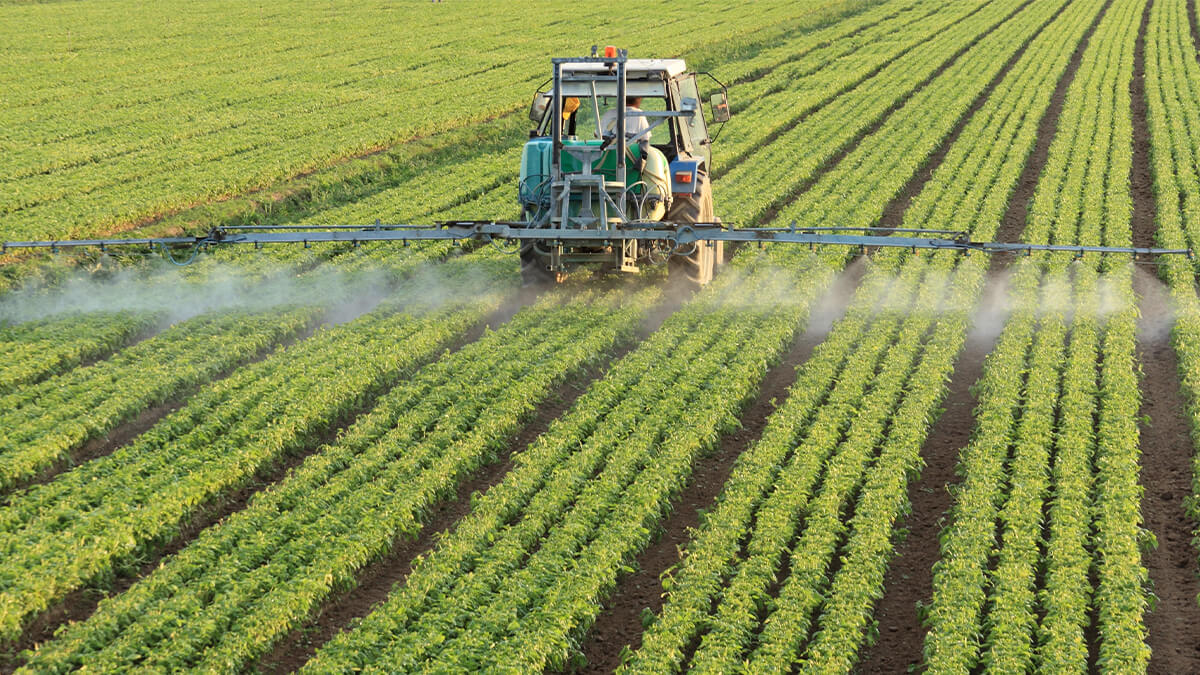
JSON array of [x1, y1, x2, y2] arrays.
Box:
[[552, 52, 630, 221]]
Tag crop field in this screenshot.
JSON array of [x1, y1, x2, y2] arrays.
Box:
[[5, 0, 1200, 672]]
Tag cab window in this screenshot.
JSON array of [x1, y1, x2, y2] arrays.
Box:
[[677, 75, 709, 163], [570, 97, 670, 146]]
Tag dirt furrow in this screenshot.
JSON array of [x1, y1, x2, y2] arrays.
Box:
[[1134, 271, 1200, 673], [1131, 0, 1200, 668], [856, 318, 998, 673], [857, 0, 1112, 667], [1189, 0, 1200, 52]]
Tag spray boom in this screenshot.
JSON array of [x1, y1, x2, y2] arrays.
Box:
[[2, 221, 1192, 264]]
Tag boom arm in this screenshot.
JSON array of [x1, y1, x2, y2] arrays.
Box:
[[2, 222, 1191, 263]]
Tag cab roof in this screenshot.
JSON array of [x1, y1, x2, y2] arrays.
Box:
[[561, 58, 687, 78]]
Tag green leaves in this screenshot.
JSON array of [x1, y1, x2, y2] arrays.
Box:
[[0, 308, 315, 493], [0, 311, 158, 396], [0, 296, 490, 645], [21, 286, 656, 673]]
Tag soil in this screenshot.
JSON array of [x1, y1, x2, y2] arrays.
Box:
[[856, 324, 995, 673], [1135, 270, 1200, 674], [1130, 3, 1200, 670], [1189, 0, 1200, 53], [1130, 0, 1158, 253], [254, 292, 680, 674], [572, 259, 868, 674], [859, 0, 1110, 668]]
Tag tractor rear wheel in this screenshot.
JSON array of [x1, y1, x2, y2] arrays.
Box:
[[667, 171, 721, 287]]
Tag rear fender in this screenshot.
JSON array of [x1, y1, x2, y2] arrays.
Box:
[[669, 159, 701, 196]]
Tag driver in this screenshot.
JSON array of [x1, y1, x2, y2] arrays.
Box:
[[598, 96, 650, 171], [599, 96, 649, 139]]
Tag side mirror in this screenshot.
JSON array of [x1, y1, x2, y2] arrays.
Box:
[[529, 92, 550, 123], [710, 91, 731, 123]]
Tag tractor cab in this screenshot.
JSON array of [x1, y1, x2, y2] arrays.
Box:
[[538, 58, 716, 168], [518, 47, 731, 286]]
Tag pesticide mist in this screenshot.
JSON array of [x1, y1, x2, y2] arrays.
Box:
[[0, 256, 497, 327]]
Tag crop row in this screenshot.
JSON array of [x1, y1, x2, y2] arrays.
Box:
[[0, 0, 980, 291], [718, 0, 1030, 224], [5, 214, 507, 450], [711, 0, 927, 95], [2, 0, 826, 128], [637, 256, 943, 674], [3, 0, 925, 290], [91, 0, 951, 289], [924, 0, 1151, 670], [0, 308, 317, 493], [16, 284, 658, 672], [766, 0, 1114, 665], [713, 0, 968, 172], [625, 0, 1106, 666], [184, 0, 962, 281], [311, 180, 520, 277], [280, 0, 967, 275], [0, 311, 157, 395], [296, 250, 839, 673], [180, 146, 524, 280], [622, 259, 912, 672], [0, 0, 974, 658], [0, 258, 515, 643], [0, 2, 936, 624]]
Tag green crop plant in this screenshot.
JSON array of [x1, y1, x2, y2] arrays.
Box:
[[0, 259, 514, 643], [0, 312, 159, 395], [0, 308, 317, 493]]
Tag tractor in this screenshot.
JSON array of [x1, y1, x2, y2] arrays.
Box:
[[518, 46, 731, 286]]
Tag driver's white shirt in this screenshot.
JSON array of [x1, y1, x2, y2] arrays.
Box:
[[598, 106, 650, 140]]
